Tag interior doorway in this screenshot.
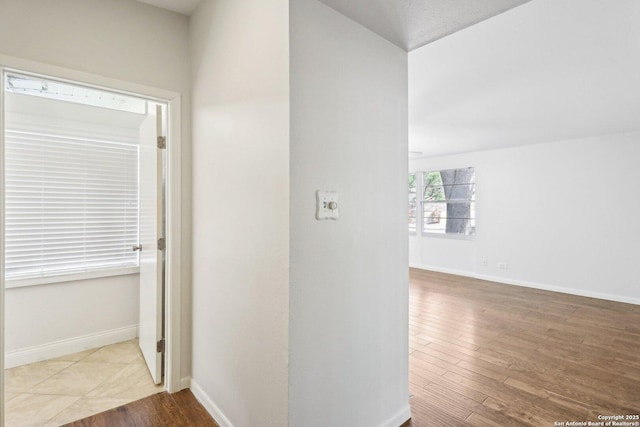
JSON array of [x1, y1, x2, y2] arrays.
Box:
[[0, 69, 173, 426]]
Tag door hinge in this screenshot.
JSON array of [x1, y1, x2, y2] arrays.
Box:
[[156, 339, 165, 353], [157, 136, 166, 149], [157, 237, 166, 251]]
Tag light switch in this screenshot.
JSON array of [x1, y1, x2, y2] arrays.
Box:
[[316, 190, 339, 220]]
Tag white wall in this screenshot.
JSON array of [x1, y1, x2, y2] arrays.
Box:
[[0, 0, 189, 93], [5, 274, 139, 368], [410, 132, 640, 304], [289, 1, 410, 426], [189, 1, 290, 426], [0, 0, 192, 380]]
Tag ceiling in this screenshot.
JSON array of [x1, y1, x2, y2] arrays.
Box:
[[409, 0, 640, 156], [136, 0, 201, 16], [317, 0, 530, 51], [137, 0, 529, 51], [136, 0, 640, 158]]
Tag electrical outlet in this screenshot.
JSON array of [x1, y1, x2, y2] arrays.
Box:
[[498, 262, 509, 270], [481, 259, 488, 267]]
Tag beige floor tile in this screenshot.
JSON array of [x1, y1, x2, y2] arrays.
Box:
[[46, 396, 132, 426], [5, 360, 74, 393], [82, 340, 142, 364], [87, 361, 163, 400], [5, 393, 79, 427], [50, 347, 101, 363], [29, 362, 129, 396], [5, 392, 19, 402], [5, 340, 162, 426]]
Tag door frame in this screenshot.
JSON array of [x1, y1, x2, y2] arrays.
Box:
[[0, 54, 185, 427]]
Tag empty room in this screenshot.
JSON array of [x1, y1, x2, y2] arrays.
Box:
[[406, 0, 640, 424], [1, 0, 639, 426]]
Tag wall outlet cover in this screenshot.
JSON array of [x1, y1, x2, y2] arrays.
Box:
[[316, 190, 339, 220]]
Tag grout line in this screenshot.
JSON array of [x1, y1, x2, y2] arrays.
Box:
[[44, 394, 83, 426], [5, 341, 159, 426]]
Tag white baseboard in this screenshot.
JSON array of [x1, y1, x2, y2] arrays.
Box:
[[474, 273, 640, 306], [379, 404, 412, 427], [4, 324, 138, 369], [410, 263, 475, 279], [189, 378, 408, 427], [410, 263, 640, 306], [179, 376, 191, 391], [190, 378, 234, 427]]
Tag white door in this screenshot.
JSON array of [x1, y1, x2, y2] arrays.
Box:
[[138, 103, 165, 384]]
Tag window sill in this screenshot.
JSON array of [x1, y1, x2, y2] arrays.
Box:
[[5, 266, 140, 289]]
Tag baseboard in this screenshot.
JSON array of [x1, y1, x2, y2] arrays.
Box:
[[410, 263, 640, 306], [474, 273, 640, 306], [410, 263, 475, 279], [188, 379, 409, 427], [179, 376, 192, 391], [4, 324, 138, 369], [190, 378, 234, 427], [379, 404, 412, 427]]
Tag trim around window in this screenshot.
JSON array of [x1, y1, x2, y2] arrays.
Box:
[[5, 266, 140, 289]]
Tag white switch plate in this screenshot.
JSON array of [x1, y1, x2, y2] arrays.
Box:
[[316, 190, 339, 220]]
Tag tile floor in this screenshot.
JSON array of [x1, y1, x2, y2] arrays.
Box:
[[4, 339, 164, 427]]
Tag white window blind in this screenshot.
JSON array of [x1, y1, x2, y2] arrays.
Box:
[[4, 114, 139, 280]]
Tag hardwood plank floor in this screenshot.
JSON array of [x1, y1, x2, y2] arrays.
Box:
[[405, 268, 640, 427], [60, 270, 640, 426], [62, 390, 219, 427]]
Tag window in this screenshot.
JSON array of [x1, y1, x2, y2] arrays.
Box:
[[408, 167, 475, 237], [408, 173, 417, 233], [4, 73, 142, 282], [423, 167, 475, 236]]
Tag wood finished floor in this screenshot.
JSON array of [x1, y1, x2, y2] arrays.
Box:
[[56, 270, 640, 427], [62, 390, 219, 427], [406, 268, 640, 427]]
